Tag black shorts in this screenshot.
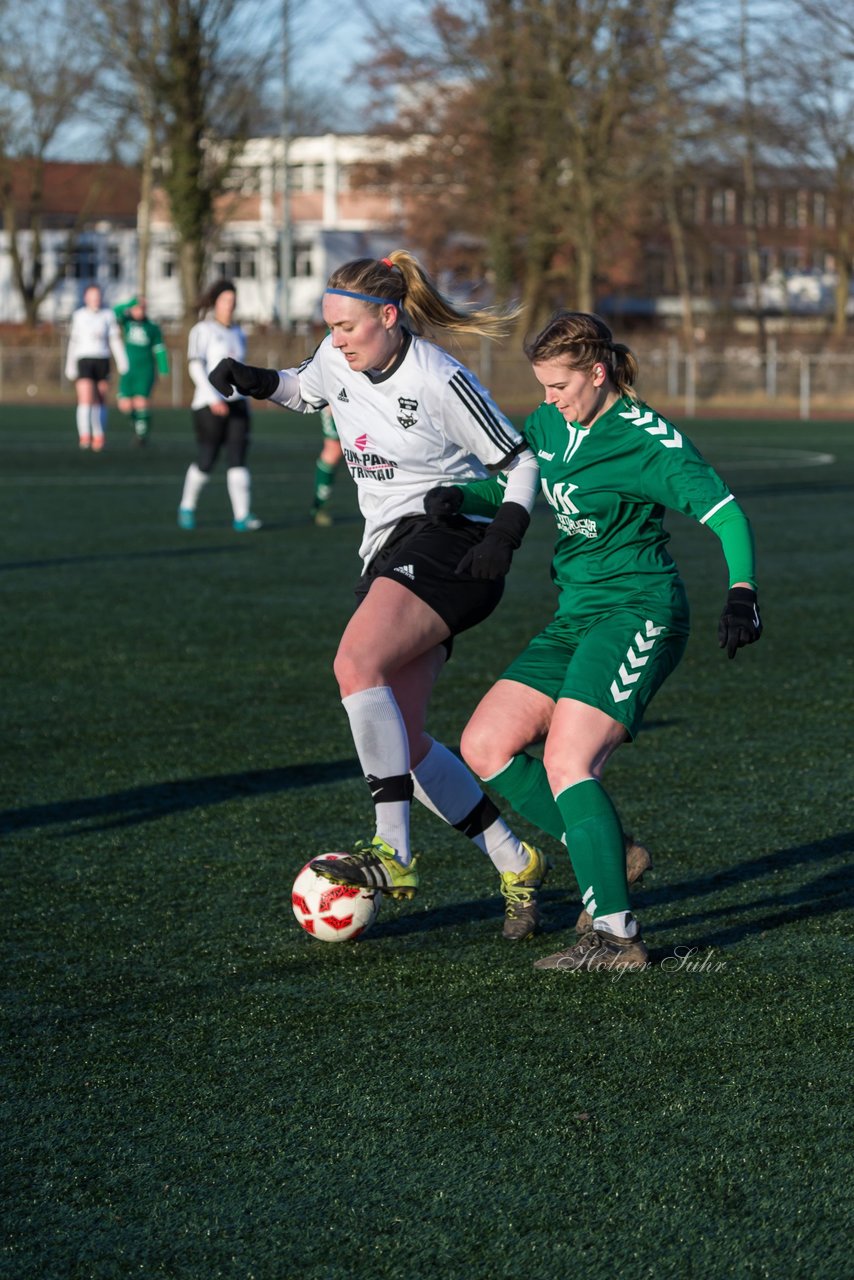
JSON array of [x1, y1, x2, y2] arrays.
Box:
[[76, 357, 110, 383], [355, 515, 505, 642], [192, 400, 251, 471]]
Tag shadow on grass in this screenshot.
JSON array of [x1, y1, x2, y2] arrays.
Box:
[[0, 517, 361, 573], [638, 830, 854, 950], [372, 829, 854, 945], [0, 545, 248, 572], [0, 761, 362, 835]]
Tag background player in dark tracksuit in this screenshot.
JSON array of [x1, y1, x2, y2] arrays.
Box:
[[114, 296, 170, 444], [428, 311, 762, 972], [209, 251, 555, 940]]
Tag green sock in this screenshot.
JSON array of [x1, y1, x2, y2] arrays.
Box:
[[555, 779, 629, 919], [313, 459, 336, 509], [487, 752, 565, 842], [133, 409, 151, 438]]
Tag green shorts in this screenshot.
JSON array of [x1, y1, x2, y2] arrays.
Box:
[[119, 370, 155, 399], [501, 598, 689, 739]]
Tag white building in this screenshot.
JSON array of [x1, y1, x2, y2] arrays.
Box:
[[0, 135, 408, 329]]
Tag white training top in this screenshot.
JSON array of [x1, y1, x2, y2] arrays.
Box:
[[269, 331, 539, 566], [187, 320, 248, 409], [65, 306, 128, 379]]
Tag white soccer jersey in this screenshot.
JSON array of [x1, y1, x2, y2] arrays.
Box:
[[65, 306, 128, 379], [270, 332, 527, 565], [187, 320, 248, 409]]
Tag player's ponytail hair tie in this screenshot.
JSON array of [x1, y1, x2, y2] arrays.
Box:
[[381, 257, 395, 269]]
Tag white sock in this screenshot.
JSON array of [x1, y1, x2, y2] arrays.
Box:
[[342, 686, 412, 863], [411, 739, 526, 873], [180, 464, 209, 511], [76, 405, 90, 440], [227, 466, 251, 521], [594, 911, 639, 940]]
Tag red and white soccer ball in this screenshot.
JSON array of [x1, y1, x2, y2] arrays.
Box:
[[292, 856, 382, 942]]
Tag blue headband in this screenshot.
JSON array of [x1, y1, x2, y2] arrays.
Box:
[[325, 287, 399, 307]]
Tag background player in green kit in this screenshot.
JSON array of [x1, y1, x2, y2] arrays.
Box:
[[114, 296, 170, 444], [426, 311, 762, 972], [310, 406, 344, 526]]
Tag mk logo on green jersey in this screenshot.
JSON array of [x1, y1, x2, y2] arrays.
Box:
[[542, 479, 580, 515]]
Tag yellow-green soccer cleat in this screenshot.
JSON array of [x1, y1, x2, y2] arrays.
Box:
[[310, 838, 419, 901], [534, 922, 649, 972], [575, 835, 652, 933], [499, 842, 552, 941]]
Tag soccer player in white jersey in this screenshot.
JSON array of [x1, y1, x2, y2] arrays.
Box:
[[64, 284, 128, 451], [178, 279, 261, 532], [209, 250, 554, 939], [439, 312, 762, 971]]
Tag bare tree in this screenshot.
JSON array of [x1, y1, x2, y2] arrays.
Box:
[[86, 0, 275, 321], [737, 0, 768, 356], [0, 2, 105, 325], [786, 2, 854, 338], [355, 1, 671, 324]]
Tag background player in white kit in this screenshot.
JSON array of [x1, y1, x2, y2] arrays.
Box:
[[178, 279, 261, 532], [209, 251, 553, 940], [64, 284, 128, 451]]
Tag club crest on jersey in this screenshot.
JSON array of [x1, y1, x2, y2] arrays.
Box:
[[397, 396, 419, 429]]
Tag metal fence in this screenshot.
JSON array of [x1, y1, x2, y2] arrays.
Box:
[[2, 339, 853, 420]]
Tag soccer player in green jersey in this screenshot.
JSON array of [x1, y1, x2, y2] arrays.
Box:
[[425, 311, 762, 972], [310, 406, 344, 526], [114, 296, 170, 444]]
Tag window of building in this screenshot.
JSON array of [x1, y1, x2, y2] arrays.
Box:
[[678, 185, 697, 223], [288, 162, 325, 192], [106, 243, 122, 281], [272, 241, 314, 279], [710, 188, 736, 226], [812, 192, 834, 229], [749, 195, 768, 228], [781, 192, 800, 228], [214, 245, 257, 279], [292, 241, 314, 278], [65, 242, 98, 280], [161, 248, 177, 279]]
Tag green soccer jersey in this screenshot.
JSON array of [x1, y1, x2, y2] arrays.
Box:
[[114, 301, 169, 378], [462, 395, 745, 619]]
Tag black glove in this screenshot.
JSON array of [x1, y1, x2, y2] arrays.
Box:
[[718, 586, 762, 659], [208, 357, 280, 400], [455, 502, 531, 580], [424, 485, 464, 521]]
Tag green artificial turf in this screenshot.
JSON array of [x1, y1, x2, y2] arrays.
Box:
[[1, 404, 852, 1279]]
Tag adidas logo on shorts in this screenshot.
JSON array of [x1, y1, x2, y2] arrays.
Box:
[[393, 564, 415, 580]]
